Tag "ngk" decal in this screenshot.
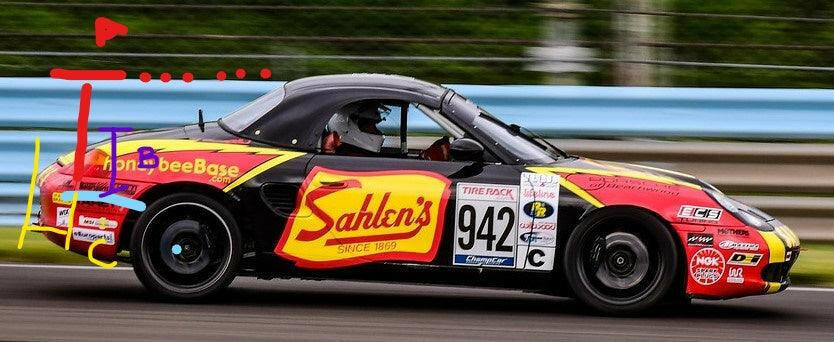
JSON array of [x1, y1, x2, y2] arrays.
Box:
[[689, 248, 725, 286]]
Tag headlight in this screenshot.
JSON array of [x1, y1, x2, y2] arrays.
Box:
[[704, 188, 772, 231], [704, 188, 738, 213]]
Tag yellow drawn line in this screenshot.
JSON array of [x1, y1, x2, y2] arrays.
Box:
[[64, 192, 78, 250], [18, 137, 117, 268], [17, 137, 41, 250], [20, 225, 67, 235], [88, 239, 117, 269]]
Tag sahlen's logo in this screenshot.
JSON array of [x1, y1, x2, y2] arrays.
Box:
[[523, 201, 554, 219]]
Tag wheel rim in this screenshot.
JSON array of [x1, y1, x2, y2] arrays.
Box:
[[577, 219, 664, 305], [141, 202, 232, 293], [593, 232, 650, 290]]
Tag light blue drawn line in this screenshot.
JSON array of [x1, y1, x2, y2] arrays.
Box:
[[59, 191, 146, 211]]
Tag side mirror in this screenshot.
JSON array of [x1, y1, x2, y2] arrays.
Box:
[[450, 138, 484, 161]]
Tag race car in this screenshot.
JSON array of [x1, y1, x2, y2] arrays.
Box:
[[36, 74, 800, 314]]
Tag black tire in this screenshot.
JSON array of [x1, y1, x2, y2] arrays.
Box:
[[563, 207, 679, 315], [130, 193, 241, 299]]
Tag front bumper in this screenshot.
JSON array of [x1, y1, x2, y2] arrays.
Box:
[[759, 224, 801, 294], [677, 222, 800, 299]]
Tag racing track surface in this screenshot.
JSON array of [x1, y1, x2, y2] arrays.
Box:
[[0, 264, 832, 341]]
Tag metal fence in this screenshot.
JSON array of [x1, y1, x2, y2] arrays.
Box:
[[1, 77, 832, 239], [1, 1, 834, 87]]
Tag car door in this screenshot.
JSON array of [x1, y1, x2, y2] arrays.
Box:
[[273, 98, 557, 272]]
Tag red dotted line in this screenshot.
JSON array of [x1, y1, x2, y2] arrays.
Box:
[[138, 68, 272, 83]]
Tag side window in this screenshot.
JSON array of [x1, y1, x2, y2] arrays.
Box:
[[321, 99, 494, 163]]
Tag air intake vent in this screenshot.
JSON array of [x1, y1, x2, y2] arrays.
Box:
[[260, 183, 299, 216]]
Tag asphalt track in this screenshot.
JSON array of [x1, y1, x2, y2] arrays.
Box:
[[0, 264, 833, 341]]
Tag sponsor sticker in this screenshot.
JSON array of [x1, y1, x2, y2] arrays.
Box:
[[71, 227, 115, 245], [687, 233, 714, 247], [689, 248, 725, 286], [78, 181, 138, 195], [727, 252, 762, 266], [453, 182, 519, 268], [522, 201, 555, 219], [519, 231, 556, 246], [52, 193, 71, 205], [103, 155, 240, 180], [56, 207, 70, 228], [718, 240, 759, 251], [275, 167, 450, 269], [727, 267, 744, 284], [516, 172, 560, 271], [78, 215, 118, 230], [718, 228, 749, 237], [678, 205, 723, 222]]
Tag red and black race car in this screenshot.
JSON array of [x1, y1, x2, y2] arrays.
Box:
[[36, 74, 800, 314]]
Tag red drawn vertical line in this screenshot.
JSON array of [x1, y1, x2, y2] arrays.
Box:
[[72, 83, 92, 190]]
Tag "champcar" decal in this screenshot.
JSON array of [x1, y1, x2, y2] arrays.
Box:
[[275, 167, 450, 268]]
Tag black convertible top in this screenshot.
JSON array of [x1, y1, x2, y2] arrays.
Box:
[[226, 74, 456, 151], [284, 73, 447, 98]]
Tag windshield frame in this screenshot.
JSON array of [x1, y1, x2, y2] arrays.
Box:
[[472, 112, 558, 164]]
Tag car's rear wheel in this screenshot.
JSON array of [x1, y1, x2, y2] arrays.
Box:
[[564, 207, 679, 315], [131, 193, 241, 299]]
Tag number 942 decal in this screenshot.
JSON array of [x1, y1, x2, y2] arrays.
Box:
[[453, 173, 560, 270]]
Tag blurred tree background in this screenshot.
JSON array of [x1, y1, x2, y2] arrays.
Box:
[[0, 0, 831, 87]]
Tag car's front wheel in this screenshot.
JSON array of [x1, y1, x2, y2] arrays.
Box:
[[563, 207, 679, 315], [131, 193, 241, 299]]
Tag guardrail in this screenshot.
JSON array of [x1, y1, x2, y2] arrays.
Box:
[[1, 78, 832, 239]]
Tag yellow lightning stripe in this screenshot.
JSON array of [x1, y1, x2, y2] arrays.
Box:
[[760, 230, 787, 293], [610, 162, 698, 180], [561, 177, 604, 208], [759, 231, 786, 264], [758, 226, 799, 294], [526, 165, 702, 190], [774, 225, 800, 248], [527, 167, 604, 208], [223, 151, 306, 192], [57, 139, 295, 164], [766, 282, 782, 294]]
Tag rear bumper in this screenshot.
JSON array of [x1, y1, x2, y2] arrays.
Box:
[[36, 168, 151, 261]]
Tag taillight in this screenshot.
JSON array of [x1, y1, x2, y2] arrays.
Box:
[[57, 149, 111, 179]]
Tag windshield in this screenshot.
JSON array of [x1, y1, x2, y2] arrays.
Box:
[[473, 110, 558, 164], [220, 86, 286, 132]]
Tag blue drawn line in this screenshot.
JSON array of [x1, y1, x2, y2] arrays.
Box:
[[59, 191, 146, 211]]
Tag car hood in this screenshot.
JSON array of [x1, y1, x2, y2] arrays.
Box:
[[528, 157, 717, 191]]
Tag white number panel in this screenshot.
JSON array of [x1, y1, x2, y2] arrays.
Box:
[[453, 183, 519, 268]]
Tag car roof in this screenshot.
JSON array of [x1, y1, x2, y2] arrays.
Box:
[[284, 73, 447, 98]]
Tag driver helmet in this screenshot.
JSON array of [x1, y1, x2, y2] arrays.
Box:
[[327, 100, 390, 153]]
